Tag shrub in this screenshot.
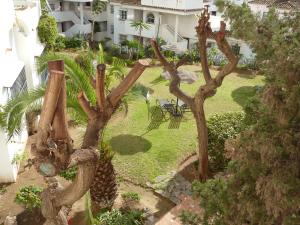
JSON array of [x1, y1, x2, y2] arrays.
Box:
[[121, 192, 140, 202], [38, 14, 58, 49], [15, 185, 42, 211], [95, 209, 144, 225], [207, 47, 228, 66], [238, 57, 259, 71], [54, 35, 66, 51], [207, 112, 247, 171], [192, 178, 229, 225], [179, 210, 202, 225], [59, 166, 78, 181], [64, 35, 85, 49]]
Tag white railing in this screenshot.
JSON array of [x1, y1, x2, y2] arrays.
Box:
[[52, 11, 81, 24], [65, 23, 92, 37]]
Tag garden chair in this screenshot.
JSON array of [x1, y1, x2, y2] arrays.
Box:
[[171, 99, 190, 115], [156, 98, 175, 119]]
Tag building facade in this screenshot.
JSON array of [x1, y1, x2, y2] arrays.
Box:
[[0, 0, 45, 183]]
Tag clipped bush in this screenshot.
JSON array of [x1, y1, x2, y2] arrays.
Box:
[[95, 208, 144, 225], [38, 14, 58, 48], [64, 35, 85, 49], [179, 210, 202, 225], [207, 112, 247, 171], [54, 35, 66, 51], [59, 166, 78, 181], [15, 185, 42, 211], [121, 192, 140, 202]]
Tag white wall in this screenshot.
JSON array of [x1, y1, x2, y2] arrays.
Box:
[[0, 0, 44, 183]]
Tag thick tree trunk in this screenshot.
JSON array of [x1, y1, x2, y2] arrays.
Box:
[[81, 117, 105, 149], [193, 102, 209, 182]]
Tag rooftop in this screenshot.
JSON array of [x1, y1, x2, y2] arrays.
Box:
[[248, 0, 300, 10], [110, 0, 203, 12]]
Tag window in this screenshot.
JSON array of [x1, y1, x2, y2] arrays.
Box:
[[111, 25, 114, 34], [110, 5, 114, 14], [119, 10, 127, 21], [94, 21, 108, 32], [146, 13, 155, 24], [211, 11, 217, 16], [85, 2, 91, 6]]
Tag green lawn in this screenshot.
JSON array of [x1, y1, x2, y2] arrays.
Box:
[[103, 65, 264, 184]]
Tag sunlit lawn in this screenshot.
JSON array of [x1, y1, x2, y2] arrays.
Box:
[[103, 65, 264, 184]]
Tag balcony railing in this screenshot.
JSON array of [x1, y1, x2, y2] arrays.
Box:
[[3, 66, 28, 100]]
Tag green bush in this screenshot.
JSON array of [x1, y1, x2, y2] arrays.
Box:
[[64, 35, 85, 49], [192, 178, 229, 225], [54, 35, 66, 51], [15, 185, 42, 211], [207, 112, 247, 171], [38, 14, 58, 49], [179, 210, 202, 225], [121, 192, 140, 202], [95, 209, 144, 225], [59, 166, 78, 181]]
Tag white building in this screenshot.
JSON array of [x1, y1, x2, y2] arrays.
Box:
[[0, 0, 44, 183]]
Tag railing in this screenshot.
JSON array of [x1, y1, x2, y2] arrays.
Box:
[[39, 68, 49, 85], [164, 24, 184, 42], [65, 23, 92, 37], [3, 67, 28, 100]]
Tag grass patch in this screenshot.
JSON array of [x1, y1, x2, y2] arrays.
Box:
[[104, 65, 264, 184]]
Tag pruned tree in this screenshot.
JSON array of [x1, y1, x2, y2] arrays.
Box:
[[151, 7, 238, 182], [32, 59, 149, 225]]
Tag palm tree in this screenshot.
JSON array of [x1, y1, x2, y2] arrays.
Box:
[[91, 0, 107, 44], [130, 20, 150, 58], [0, 48, 127, 212]]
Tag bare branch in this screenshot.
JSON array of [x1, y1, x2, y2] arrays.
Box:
[[37, 69, 64, 151], [96, 64, 106, 112], [107, 59, 149, 107], [77, 92, 98, 119], [213, 21, 239, 85], [54, 148, 99, 206], [196, 6, 212, 83], [175, 56, 189, 69], [151, 39, 194, 105]]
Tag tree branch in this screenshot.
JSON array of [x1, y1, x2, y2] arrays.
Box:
[[77, 92, 98, 119], [37, 69, 64, 151], [196, 6, 213, 83], [107, 59, 149, 107], [96, 64, 106, 112], [151, 39, 194, 105]]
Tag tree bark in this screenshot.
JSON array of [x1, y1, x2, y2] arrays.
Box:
[[193, 101, 209, 182]]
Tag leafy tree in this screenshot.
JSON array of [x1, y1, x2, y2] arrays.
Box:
[[37, 14, 58, 49], [194, 1, 300, 224]]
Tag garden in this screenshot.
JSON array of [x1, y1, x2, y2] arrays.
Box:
[[1, 1, 299, 225]]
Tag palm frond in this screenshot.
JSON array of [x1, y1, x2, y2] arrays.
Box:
[[97, 43, 105, 64], [0, 86, 45, 139]]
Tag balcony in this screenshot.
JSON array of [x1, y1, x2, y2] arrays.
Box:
[[141, 0, 202, 10]]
